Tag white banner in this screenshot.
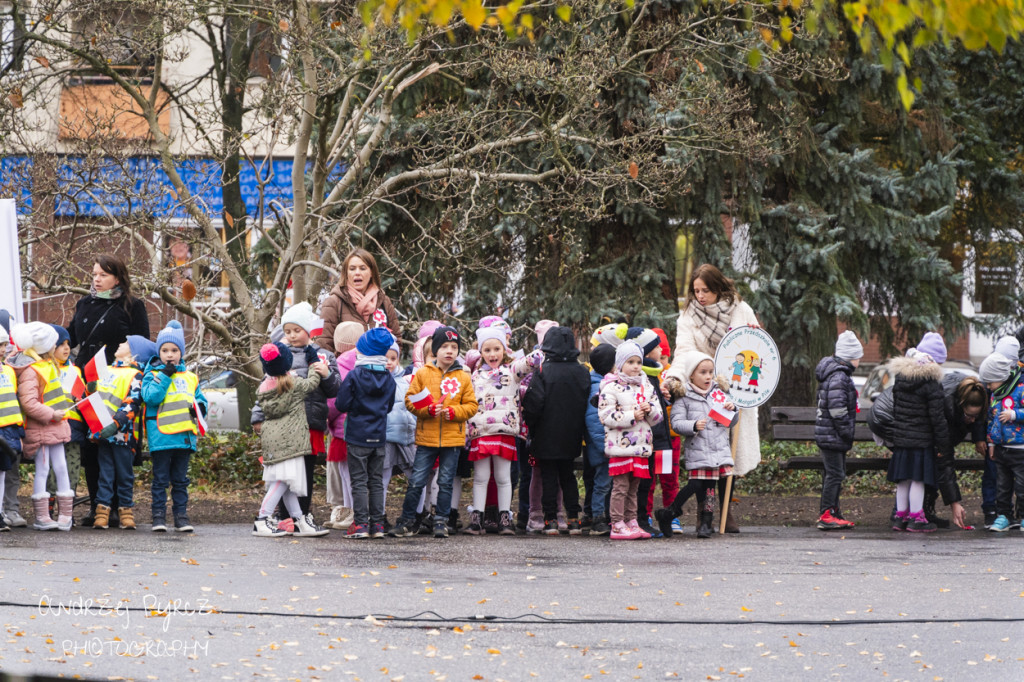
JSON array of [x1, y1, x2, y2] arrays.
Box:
[[0, 199, 24, 323]]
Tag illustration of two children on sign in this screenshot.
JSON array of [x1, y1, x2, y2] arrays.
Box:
[[730, 351, 764, 393]]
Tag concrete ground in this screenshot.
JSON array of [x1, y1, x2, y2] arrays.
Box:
[[1, 524, 1022, 680]]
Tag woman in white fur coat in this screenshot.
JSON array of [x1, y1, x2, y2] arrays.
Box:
[[663, 264, 762, 532]]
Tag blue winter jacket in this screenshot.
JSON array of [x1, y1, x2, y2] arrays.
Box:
[[988, 377, 1024, 447], [141, 359, 209, 453], [814, 356, 858, 452], [335, 359, 397, 448], [386, 368, 417, 445], [584, 370, 606, 455]]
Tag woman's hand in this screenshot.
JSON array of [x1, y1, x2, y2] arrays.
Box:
[[950, 502, 966, 529]]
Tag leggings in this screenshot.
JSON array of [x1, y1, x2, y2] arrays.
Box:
[[667, 478, 717, 516], [610, 474, 640, 525], [33, 444, 71, 497], [472, 456, 513, 512], [259, 480, 303, 519], [278, 454, 315, 517], [895, 480, 925, 514]]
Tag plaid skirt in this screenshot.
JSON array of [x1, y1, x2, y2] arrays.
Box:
[[687, 465, 733, 480]]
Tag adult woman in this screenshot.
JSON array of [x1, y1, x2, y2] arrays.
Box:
[[68, 256, 150, 526], [932, 373, 988, 529], [315, 249, 400, 353], [663, 264, 762, 532]]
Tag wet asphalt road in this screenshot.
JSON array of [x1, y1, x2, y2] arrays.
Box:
[[1, 524, 1023, 680]]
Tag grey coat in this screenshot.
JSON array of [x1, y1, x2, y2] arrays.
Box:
[[670, 379, 737, 471]]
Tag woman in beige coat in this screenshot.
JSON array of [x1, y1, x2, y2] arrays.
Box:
[[315, 249, 400, 353], [663, 264, 762, 532]]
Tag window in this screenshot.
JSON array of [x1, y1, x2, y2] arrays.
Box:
[[974, 241, 1016, 314], [71, 3, 160, 79]]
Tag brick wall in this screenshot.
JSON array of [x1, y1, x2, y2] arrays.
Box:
[[837, 319, 969, 365]]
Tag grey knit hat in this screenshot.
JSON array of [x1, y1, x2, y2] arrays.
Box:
[[835, 330, 864, 361], [979, 353, 1014, 384]]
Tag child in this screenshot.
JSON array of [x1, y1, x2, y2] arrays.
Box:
[[88, 334, 156, 530], [48, 326, 85, 517], [388, 326, 478, 539], [888, 335, 950, 533], [382, 340, 419, 516], [649, 328, 683, 534], [656, 350, 737, 539], [253, 342, 330, 537], [598, 342, 663, 540], [142, 321, 208, 532], [465, 325, 539, 535], [979, 350, 1024, 532], [251, 302, 341, 528], [325, 321, 363, 530], [813, 330, 862, 531], [584, 343, 616, 536], [10, 323, 73, 531], [0, 323, 25, 532], [335, 328, 397, 539]]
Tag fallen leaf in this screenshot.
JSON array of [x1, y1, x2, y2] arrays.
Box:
[[626, 606, 638, 611], [279, 19, 289, 31], [487, 648, 501, 655], [628, 162, 639, 179]]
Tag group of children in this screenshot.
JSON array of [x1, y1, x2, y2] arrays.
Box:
[[0, 312, 205, 533], [249, 307, 742, 541]]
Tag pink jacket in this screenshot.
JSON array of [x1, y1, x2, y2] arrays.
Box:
[[13, 355, 71, 459], [326, 350, 357, 451]]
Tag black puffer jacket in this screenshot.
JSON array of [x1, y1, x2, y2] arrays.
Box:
[[814, 356, 858, 452], [522, 327, 590, 461], [643, 361, 673, 451], [68, 294, 150, 368], [890, 357, 950, 452]]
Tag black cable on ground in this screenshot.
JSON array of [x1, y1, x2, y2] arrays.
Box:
[[2, 600, 1021, 627]]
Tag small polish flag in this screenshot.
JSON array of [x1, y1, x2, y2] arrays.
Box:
[[656, 449, 674, 475], [61, 368, 86, 401], [83, 347, 110, 384], [310, 317, 325, 339], [709, 389, 736, 427], [77, 392, 114, 436], [408, 387, 435, 410], [195, 404, 208, 437]]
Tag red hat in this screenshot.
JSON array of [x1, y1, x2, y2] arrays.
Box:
[[653, 328, 671, 358]]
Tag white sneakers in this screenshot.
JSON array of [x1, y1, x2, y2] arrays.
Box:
[[252, 517, 288, 537], [326, 506, 354, 530], [294, 514, 330, 537]]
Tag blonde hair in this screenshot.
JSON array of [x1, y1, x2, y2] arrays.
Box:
[[275, 375, 295, 394]]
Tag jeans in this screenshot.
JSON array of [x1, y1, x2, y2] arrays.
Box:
[[993, 446, 1024, 518], [347, 444, 385, 526], [96, 442, 134, 508], [539, 459, 581, 521], [399, 446, 460, 524], [151, 448, 191, 519], [584, 439, 611, 519], [981, 455, 998, 512], [819, 448, 847, 514]]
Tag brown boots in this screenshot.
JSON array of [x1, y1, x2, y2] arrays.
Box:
[[118, 507, 136, 530], [93, 504, 110, 530]]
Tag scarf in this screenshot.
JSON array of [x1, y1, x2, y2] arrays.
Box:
[[346, 284, 380, 324], [355, 353, 388, 370], [90, 285, 124, 300], [685, 299, 736, 352]]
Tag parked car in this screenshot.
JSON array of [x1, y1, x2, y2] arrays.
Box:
[[200, 370, 241, 431], [858, 360, 979, 410]]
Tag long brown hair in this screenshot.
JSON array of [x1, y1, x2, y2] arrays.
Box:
[[339, 248, 382, 290], [956, 376, 987, 412], [95, 255, 136, 313], [684, 263, 738, 307]]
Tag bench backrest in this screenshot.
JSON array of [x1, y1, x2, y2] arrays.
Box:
[[770, 406, 873, 441]]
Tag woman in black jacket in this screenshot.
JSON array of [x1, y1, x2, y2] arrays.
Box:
[[68, 255, 150, 525], [522, 326, 590, 533], [932, 374, 989, 529]]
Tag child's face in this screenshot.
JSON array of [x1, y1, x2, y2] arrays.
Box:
[[385, 349, 400, 372], [435, 341, 458, 367], [481, 339, 505, 367], [849, 358, 860, 369], [282, 323, 310, 348], [691, 360, 715, 390], [160, 343, 181, 366], [53, 341, 71, 363], [0, 341, 7, 358], [115, 342, 132, 362], [646, 346, 662, 364], [735, 354, 744, 363], [621, 356, 643, 377], [988, 380, 1003, 391]]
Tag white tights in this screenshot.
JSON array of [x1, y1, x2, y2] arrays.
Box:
[[895, 480, 925, 514], [33, 444, 71, 497], [473, 456, 512, 512], [259, 481, 303, 519]]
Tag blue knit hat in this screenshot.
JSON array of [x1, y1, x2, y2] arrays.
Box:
[[156, 320, 186, 357], [50, 324, 70, 348], [127, 335, 158, 366], [356, 327, 395, 357], [260, 342, 293, 377]]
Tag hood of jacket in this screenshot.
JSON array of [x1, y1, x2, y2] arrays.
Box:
[[815, 356, 854, 383], [355, 364, 394, 398], [541, 327, 579, 362], [891, 355, 943, 385], [8, 351, 38, 373]]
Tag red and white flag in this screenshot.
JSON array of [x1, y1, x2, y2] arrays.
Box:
[[655, 449, 674, 475], [77, 392, 114, 435], [310, 317, 325, 339], [61, 368, 86, 401], [408, 387, 435, 410], [83, 347, 110, 384], [195, 404, 208, 437], [709, 389, 736, 427]]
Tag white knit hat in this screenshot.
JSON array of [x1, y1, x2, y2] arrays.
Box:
[[835, 330, 864, 361], [614, 342, 643, 371], [979, 352, 1015, 384], [994, 336, 1020, 362], [0, 324, 7, 345], [476, 326, 508, 351], [281, 301, 320, 335], [11, 322, 59, 354], [675, 350, 715, 384]]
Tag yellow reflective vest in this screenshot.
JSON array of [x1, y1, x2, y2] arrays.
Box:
[[31, 360, 70, 414], [58, 364, 83, 422], [96, 366, 140, 414], [156, 372, 199, 435], [0, 364, 23, 428]]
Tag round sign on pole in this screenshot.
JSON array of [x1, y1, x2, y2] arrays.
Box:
[[713, 325, 780, 409]]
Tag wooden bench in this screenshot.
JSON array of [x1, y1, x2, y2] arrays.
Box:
[[770, 406, 986, 472]]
